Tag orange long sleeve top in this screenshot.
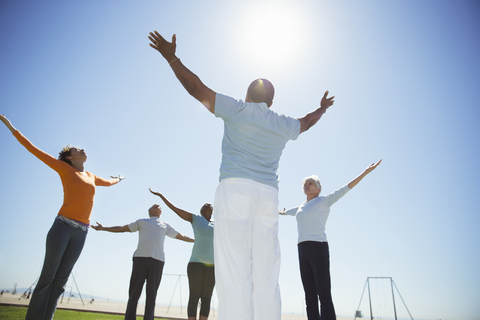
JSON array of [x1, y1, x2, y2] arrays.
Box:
[[13, 131, 118, 224]]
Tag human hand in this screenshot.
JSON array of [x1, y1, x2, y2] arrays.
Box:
[[279, 207, 286, 215], [149, 188, 161, 196], [0, 114, 12, 127], [0, 114, 17, 133], [320, 91, 335, 110], [90, 222, 104, 231], [365, 159, 382, 174], [148, 31, 177, 62], [111, 175, 125, 182]]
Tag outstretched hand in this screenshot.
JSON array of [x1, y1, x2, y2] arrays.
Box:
[[320, 91, 335, 110], [0, 114, 8, 125], [90, 222, 104, 231], [0, 114, 16, 133], [111, 175, 125, 182], [149, 188, 161, 196], [279, 207, 286, 215], [148, 31, 177, 62], [347, 159, 382, 189], [365, 159, 382, 174]]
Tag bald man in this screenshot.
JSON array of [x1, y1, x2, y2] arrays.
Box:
[[148, 30, 334, 320], [92, 203, 194, 320]]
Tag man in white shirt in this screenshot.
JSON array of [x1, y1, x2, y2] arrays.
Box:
[[91, 203, 194, 320], [148, 30, 334, 320]]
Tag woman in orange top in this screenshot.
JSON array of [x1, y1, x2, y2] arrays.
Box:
[[0, 114, 123, 320]]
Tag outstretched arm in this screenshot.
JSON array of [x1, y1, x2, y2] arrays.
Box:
[[149, 188, 193, 223], [0, 114, 17, 133], [1, 114, 63, 170], [110, 175, 125, 182], [279, 206, 299, 216], [148, 31, 216, 114], [347, 159, 382, 189], [297, 91, 335, 134], [175, 233, 195, 242], [95, 175, 125, 187], [90, 222, 130, 233]]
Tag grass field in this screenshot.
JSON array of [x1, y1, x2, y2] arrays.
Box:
[[0, 305, 170, 320]]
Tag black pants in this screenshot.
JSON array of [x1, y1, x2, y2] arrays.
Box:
[[298, 241, 336, 320], [125, 257, 164, 320], [187, 262, 215, 317]]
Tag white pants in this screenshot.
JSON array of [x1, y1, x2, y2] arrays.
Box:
[[214, 178, 281, 320]]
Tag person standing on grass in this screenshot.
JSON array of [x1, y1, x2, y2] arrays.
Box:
[[0, 114, 123, 320], [148, 30, 335, 320], [149, 188, 214, 320], [91, 202, 194, 320], [280, 160, 382, 320]]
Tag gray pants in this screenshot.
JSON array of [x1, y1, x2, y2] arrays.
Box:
[[26, 219, 87, 320]]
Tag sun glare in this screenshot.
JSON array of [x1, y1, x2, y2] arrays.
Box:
[[238, 3, 307, 67]]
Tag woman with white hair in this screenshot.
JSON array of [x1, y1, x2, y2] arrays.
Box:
[[280, 160, 381, 320]]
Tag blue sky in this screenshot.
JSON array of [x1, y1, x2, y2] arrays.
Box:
[[0, 1, 479, 319]]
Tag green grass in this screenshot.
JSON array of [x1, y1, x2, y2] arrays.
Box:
[[0, 305, 170, 320]]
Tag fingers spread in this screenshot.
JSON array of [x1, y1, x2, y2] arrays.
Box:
[[148, 33, 158, 43], [154, 30, 166, 42]]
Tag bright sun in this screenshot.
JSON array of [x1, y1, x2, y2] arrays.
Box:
[[237, 3, 307, 67]]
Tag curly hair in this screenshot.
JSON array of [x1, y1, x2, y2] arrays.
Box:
[[58, 145, 73, 166]]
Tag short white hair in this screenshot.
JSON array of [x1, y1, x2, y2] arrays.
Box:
[[302, 175, 321, 190]]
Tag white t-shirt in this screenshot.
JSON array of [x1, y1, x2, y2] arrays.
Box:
[[285, 185, 350, 244], [128, 216, 179, 262], [215, 93, 300, 190]]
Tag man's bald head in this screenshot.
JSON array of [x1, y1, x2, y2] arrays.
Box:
[[246, 78, 275, 107]]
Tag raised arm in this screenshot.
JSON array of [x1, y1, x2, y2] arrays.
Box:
[[148, 31, 216, 114], [347, 159, 382, 189], [175, 233, 195, 243], [149, 188, 193, 223], [90, 222, 130, 233], [0, 114, 17, 133], [1, 114, 64, 170], [297, 91, 335, 134]]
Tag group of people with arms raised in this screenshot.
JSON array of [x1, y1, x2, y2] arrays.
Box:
[[0, 28, 381, 320]]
